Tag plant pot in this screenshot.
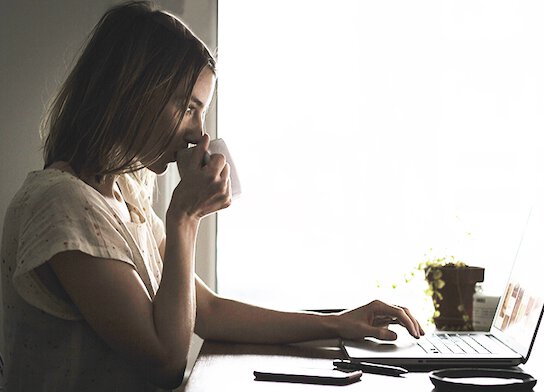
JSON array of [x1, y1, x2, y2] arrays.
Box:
[[425, 265, 485, 331]]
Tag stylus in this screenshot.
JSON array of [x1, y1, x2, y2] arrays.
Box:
[[333, 360, 408, 376]]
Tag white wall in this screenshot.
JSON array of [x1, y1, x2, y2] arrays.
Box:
[[0, 0, 217, 382]]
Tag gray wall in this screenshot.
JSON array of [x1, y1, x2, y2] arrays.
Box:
[[0, 0, 217, 382]]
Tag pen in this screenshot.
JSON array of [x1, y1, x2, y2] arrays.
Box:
[[333, 360, 408, 377]]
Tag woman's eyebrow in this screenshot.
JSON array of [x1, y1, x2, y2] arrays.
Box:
[[190, 96, 205, 108]]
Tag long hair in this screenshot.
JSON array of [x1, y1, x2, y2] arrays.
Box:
[[41, 1, 215, 189]]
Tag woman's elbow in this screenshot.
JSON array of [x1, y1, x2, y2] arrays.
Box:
[[147, 360, 187, 390], [136, 344, 189, 389]]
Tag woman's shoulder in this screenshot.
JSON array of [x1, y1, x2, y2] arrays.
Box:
[[26, 167, 87, 195], [10, 165, 101, 214]]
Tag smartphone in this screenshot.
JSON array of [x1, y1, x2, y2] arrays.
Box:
[[254, 367, 362, 385]]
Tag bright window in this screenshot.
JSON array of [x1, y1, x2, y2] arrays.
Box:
[[216, 0, 544, 315]]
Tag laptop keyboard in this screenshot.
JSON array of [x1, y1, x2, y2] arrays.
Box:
[[418, 333, 501, 354]]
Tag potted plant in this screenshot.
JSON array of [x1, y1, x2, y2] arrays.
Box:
[[421, 256, 485, 331]]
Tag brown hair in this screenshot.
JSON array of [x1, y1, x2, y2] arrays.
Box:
[[41, 1, 215, 180]]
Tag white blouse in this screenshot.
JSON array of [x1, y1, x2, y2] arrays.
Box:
[[1, 168, 169, 391]]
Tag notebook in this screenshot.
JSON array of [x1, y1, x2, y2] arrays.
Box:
[[342, 203, 544, 367]]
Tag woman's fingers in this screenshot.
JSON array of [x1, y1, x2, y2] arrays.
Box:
[[336, 300, 425, 342], [374, 306, 425, 335], [398, 305, 425, 336], [175, 134, 211, 178], [220, 162, 232, 197], [191, 134, 211, 169], [372, 315, 398, 327], [360, 324, 398, 341], [368, 300, 420, 339], [210, 161, 231, 210], [170, 137, 233, 219]]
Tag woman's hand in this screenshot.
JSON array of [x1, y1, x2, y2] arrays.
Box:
[[167, 134, 231, 224], [335, 300, 425, 341]]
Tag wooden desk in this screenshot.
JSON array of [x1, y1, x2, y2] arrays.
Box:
[[183, 333, 543, 391]]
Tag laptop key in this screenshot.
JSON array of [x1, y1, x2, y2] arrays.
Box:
[[441, 339, 465, 354], [460, 335, 491, 354], [469, 334, 500, 354], [427, 336, 453, 353], [448, 334, 478, 354], [419, 332, 504, 355], [418, 338, 441, 354]]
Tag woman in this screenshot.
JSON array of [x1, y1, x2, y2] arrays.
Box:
[[1, 1, 424, 391]]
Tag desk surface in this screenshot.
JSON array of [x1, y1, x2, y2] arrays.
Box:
[[183, 334, 543, 391]]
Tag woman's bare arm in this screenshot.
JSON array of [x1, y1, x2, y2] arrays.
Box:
[[50, 217, 198, 389], [50, 136, 231, 389], [193, 277, 423, 344]]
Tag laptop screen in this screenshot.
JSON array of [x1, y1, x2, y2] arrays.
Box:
[[492, 203, 544, 359]]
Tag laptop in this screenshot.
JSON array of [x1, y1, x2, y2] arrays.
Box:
[[342, 203, 544, 368]]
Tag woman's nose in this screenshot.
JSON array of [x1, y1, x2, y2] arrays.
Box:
[[195, 116, 206, 137], [199, 114, 207, 135], [185, 119, 204, 138], [185, 122, 206, 144]]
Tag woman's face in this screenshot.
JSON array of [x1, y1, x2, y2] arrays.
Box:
[[147, 66, 216, 175]]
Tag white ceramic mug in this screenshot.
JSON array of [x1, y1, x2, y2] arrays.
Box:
[[176, 138, 241, 199]]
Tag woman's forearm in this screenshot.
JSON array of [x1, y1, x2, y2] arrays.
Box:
[[196, 292, 424, 346], [196, 295, 339, 344], [151, 217, 199, 375]]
